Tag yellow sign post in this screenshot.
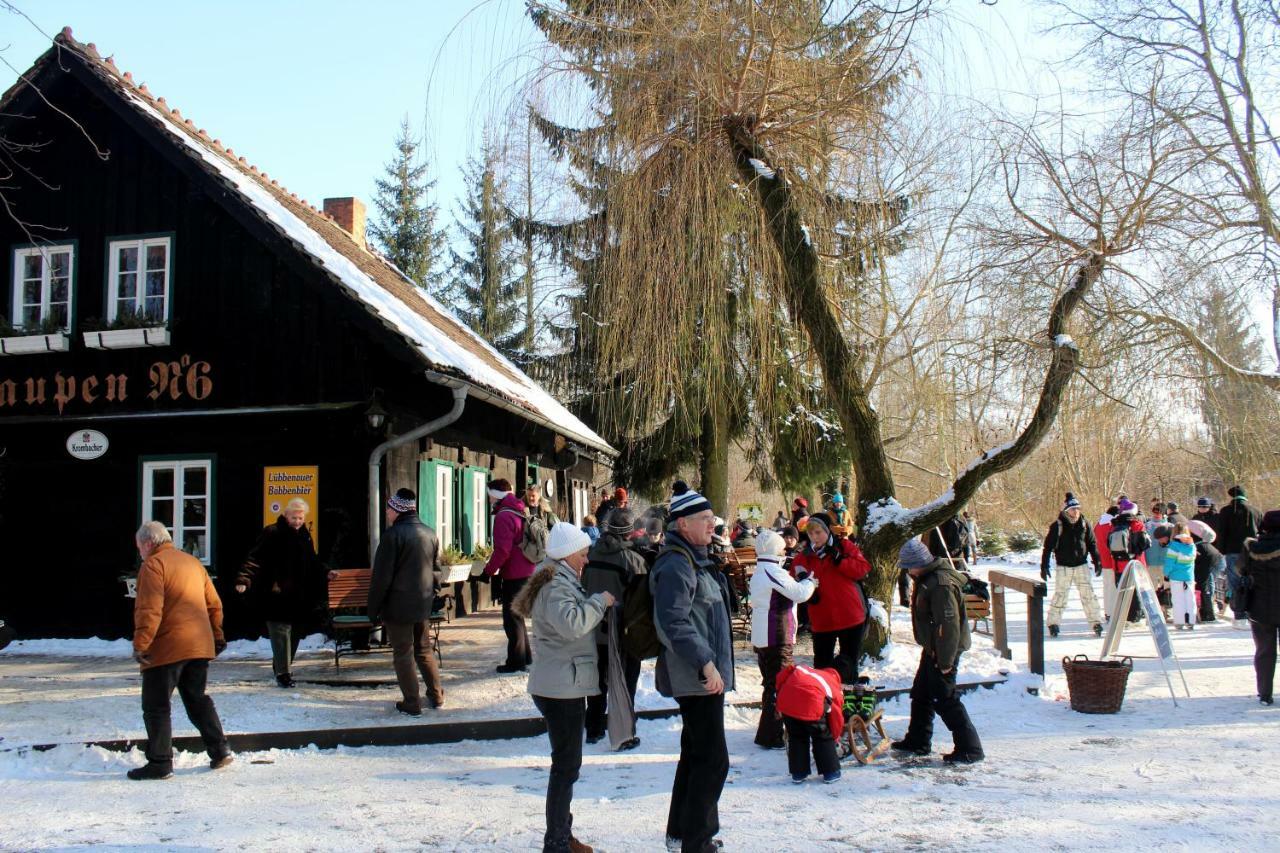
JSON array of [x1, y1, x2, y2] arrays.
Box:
[[263, 465, 319, 549]]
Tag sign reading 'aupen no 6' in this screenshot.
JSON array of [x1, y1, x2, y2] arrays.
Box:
[[0, 355, 213, 415]]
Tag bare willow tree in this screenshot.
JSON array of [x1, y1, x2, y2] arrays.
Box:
[[529, 0, 1173, 618]]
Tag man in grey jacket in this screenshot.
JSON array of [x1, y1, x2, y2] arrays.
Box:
[[652, 481, 734, 853], [369, 488, 444, 716]]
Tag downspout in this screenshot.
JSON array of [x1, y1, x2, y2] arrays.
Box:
[[368, 372, 468, 564]]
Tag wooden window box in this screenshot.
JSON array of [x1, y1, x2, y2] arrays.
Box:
[[83, 326, 170, 350], [0, 332, 70, 355]]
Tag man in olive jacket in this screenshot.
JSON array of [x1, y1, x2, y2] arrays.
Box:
[[369, 488, 444, 715], [891, 537, 984, 764]]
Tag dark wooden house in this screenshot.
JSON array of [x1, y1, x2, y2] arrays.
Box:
[[0, 31, 614, 639]]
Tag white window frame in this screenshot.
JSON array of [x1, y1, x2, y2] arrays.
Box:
[[435, 464, 454, 549], [11, 244, 75, 332], [141, 458, 213, 565], [470, 469, 488, 550], [107, 236, 171, 324], [572, 480, 591, 527]]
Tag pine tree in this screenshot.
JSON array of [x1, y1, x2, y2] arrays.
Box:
[[451, 143, 526, 360], [368, 117, 447, 292]]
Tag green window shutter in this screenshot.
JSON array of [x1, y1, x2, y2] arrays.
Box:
[[460, 467, 475, 554], [418, 461, 437, 529]]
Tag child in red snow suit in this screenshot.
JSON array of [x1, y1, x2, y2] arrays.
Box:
[[775, 663, 845, 783]]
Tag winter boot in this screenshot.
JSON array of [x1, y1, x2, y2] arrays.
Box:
[[569, 837, 594, 853], [891, 739, 930, 756], [1048, 624, 1060, 638], [210, 754, 234, 770], [942, 749, 985, 764], [395, 701, 422, 717], [127, 762, 173, 781]]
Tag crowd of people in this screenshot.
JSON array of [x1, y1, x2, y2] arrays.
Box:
[[120, 477, 1278, 852]]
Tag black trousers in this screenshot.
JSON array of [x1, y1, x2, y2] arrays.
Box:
[[812, 621, 866, 683], [783, 715, 839, 777], [141, 659, 229, 768], [533, 695, 586, 853], [903, 652, 983, 755], [501, 576, 533, 667], [667, 694, 729, 853], [1252, 620, 1278, 703], [585, 643, 641, 739], [753, 644, 793, 747], [898, 570, 911, 606]]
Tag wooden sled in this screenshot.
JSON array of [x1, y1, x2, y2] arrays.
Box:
[[843, 708, 891, 764]]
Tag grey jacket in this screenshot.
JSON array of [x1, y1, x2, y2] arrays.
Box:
[[368, 513, 441, 624], [517, 561, 609, 700], [583, 533, 648, 643], [651, 531, 735, 698]]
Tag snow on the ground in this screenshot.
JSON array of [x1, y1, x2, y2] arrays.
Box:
[[0, 633, 331, 659], [2, 559, 1277, 850]]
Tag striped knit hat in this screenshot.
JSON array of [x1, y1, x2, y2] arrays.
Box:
[[669, 480, 712, 521]]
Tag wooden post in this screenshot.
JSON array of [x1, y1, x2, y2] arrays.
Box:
[[1027, 584, 1046, 676], [992, 582, 1010, 660]]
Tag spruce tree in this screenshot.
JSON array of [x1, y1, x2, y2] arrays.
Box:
[[368, 117, 447, 293], [450, 143, 527, 360]]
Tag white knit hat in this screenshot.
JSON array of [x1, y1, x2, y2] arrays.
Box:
[[546, 522, 592, 560], [755, 529, 786, 560]]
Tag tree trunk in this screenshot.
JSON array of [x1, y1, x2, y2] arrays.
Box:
[[699, 402, 730, 518]]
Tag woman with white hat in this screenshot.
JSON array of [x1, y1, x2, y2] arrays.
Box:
[[513, 522, 616, 853]]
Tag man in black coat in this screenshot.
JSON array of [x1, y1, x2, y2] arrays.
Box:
[[1040, 495, 1103, 637], [236, 498, 327, 687], [1219, 485, 1264, 623], [369, 488, 444, 715]]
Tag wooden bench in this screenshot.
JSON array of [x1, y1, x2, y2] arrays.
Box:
[[966, 594, 992, 635], [327, 569, 446, 669], [724, 547, 756, 637]]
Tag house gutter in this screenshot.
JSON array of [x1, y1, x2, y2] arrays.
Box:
[[368, 372, 467, 564], [440, 375, 617, 460]]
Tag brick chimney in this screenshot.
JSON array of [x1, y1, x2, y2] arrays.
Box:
[[322, 197, 367, 247]]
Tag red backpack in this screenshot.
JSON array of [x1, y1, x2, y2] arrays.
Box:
[[775, 664, 845, 737]]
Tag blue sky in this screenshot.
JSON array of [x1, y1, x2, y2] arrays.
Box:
[[1, 0, 545, 224]]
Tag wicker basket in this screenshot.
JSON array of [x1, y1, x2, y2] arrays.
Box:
[[1062, 655, 1133, 714]]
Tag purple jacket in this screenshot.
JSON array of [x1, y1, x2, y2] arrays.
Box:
[[484, 494, 537, 581]]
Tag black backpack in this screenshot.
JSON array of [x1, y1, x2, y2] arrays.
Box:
[[622, 572, 661, 660]]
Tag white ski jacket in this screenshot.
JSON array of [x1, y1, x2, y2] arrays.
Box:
[[749, 557, 816, 648]]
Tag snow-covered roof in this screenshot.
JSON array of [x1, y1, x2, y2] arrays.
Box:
[[9, 31, 614, 457]]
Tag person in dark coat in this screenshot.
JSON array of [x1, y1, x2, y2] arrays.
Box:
[[1040, 494, 1103, 637], [1239, 510, 1280, 705], [891, 538, 984, 764], [235, 498, 327, 687], [369, 488, 444, 715], [1219, 485, 1264, 624], [1191, 525, 1223, 624], [1193, 497, 1222, 537], [582, 508, 647, 747], [652, 482, 734, 853]]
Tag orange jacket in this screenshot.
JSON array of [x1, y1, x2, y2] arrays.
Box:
[[133, 542, 224, 669]]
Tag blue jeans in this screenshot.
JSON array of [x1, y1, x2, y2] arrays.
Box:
[[1226, 554, 1247, 617]]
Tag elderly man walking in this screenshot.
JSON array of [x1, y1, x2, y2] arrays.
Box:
[[129, 521, 232, 780], [653, 481, 735, 853], [369, 488, 445, 715]]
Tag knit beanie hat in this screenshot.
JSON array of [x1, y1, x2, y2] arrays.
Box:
[[1063, 492, 1080, 510], [1116, 498, 1136, 515], [546, 522, 592, 560], [1260, 509, 1280, 534], [1229, 485, 1247, 500], [898, 538, 934, 570], [831, 493, 845, 505], [669, 480, 713, 521], [387, 488, 417, 514], [1196, 496, 1213, 509], [755, 529, 786, 560], [806, 512, 833, 537], [605, 507, 636, 535], [487, 478, 513, 500], [794, 497, 809, 509], [614, 487, 628, 501]]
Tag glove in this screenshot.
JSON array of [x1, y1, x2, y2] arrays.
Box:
[[1093, 565, 1102, 578], [214, 639, 228, 656], [1040, 566, 1050, 580], [133, 649, 151, 666]]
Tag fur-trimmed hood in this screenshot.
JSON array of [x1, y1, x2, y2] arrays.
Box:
[[511, 562, 558, 618]]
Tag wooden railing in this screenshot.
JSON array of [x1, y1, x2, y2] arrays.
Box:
[[987, 570, 1048, 677]]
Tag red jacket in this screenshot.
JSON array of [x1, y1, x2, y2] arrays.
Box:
[[792, 538, 871, 632], [776, 664, 845, 737], [1095, 517, 1147, 571]]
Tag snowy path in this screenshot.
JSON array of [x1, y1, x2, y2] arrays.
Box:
[[1, 558, 1276, 850]]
